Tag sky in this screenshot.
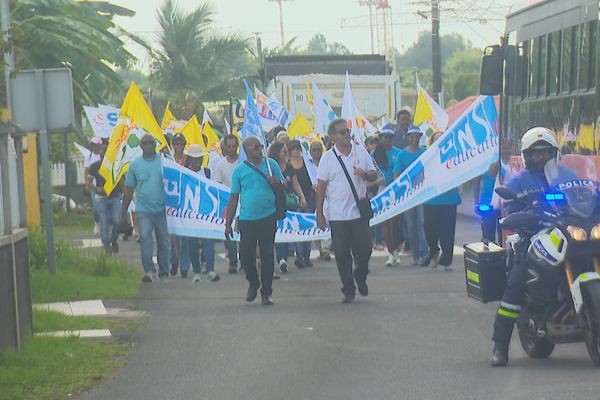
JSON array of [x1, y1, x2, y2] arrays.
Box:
[[111, 0, 519, 72]]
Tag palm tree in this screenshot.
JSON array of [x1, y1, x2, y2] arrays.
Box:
[[3, 0, 144, 109], [150, 0, 251, 116]]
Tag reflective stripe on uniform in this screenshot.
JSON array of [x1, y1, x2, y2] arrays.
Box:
[[500, 301, 521, 311], [497, 309, 520, 319]]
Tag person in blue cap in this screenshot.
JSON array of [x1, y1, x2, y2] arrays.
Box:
[[393, 125, 429, 265], [372, 123, 404, 266]]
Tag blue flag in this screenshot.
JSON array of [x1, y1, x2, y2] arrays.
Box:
[[240, 80, 268, 163]]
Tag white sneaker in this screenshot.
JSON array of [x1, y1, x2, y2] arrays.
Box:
[[207, 271, 220, 281], [279, 259, 288, 273], [193, 273, 202, 282], [386, 254, 396, 267]]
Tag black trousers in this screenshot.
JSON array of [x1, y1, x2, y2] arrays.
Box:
[[423, 204, 457, 266], [239, 214, 277, 297], [330, 218, 372, 296]]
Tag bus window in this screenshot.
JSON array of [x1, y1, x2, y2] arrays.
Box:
[[548, 31, 561, 95], [539, 35, 547, 96], [571, 25, 580, 91], [521, 40, 530, 100], [580, 22, 590, 90], [587, 20, 597, 90], [530, 37, 539, 97], [562, 27, 572, 93]]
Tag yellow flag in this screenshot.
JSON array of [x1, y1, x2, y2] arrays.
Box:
[[288, 113, 314, 139], [160, 102, 185, 142], [100, 82, 168, 195], [180, 115, 204, 148], [202, 122, 221, 153], [413, 76, 449, 136]]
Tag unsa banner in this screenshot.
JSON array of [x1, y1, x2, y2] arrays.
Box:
[[163, 95, 499, 243]]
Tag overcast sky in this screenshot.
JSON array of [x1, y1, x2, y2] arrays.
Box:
[[111, 0, 519, 71]]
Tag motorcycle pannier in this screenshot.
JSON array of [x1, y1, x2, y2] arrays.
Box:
[[463, 242, 506, 303]]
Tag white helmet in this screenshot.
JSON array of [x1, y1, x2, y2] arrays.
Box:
[[520, 127, 559, 171]]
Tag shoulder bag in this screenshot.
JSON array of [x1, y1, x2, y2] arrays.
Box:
[[244, 160, 287, 220]]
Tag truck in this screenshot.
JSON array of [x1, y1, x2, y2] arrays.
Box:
[[261, 54, 401, 124]]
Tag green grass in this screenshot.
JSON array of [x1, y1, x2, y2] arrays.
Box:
[[0, 335, 131, 400], [29, 227, 141, 304], [33, 309, 114, 333], [53, 211, 93, 240]]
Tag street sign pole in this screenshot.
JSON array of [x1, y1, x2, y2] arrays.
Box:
[[35, 70, 57, 275]]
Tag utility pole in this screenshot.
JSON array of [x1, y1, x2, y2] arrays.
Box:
[[269, 0, 293, 47], [431, 0, 443, 106], [359, 0, 376, 54]]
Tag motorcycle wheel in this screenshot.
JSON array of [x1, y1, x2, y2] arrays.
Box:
[[518, 329, 555, 359], [583, 283, 600, 367]]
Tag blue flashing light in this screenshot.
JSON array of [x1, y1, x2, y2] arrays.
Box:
[[476, 204, 493, 213], [545, 193, 565, 202]]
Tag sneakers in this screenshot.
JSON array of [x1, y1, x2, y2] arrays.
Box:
[[246, 285, 259, 302], [273, 272, 280, 280], [318, 251, 331, 261], [279, 259, 288, 273], [357, 280, 369, 296], [385, 254, 396, 267], [228, 263, 238, 274], [142, 272, 155, 282], [261, 295, 274, 305], [207, 271, 220, 281], [180, 270, 188, 278], [192, 273, 202, 282], [294, 258, 305, 268]]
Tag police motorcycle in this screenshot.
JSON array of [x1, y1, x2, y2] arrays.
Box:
[[491, 161, 600, 366]]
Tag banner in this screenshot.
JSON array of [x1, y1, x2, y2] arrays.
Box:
[[83, 105, 119, 138], [99, 82, 168, 195], [164, 96, 499, 242]]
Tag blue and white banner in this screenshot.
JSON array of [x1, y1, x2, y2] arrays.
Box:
[[163, 96, 499, 243]]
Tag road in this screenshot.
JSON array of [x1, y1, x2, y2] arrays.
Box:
[[79, 215, 600, 400]]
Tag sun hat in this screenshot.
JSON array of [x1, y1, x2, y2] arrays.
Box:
[[183, 144, 206, 158]]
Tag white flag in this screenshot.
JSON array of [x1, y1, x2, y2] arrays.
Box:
[[341, 72, 369, 146], [311, 82, 337, 136], [224, 118, 231, 135], [202, 108, 213, 126]]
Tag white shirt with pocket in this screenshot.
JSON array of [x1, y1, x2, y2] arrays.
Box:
[[316, 144, 375, 222]]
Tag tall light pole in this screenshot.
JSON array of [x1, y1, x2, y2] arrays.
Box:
[[269, 0, 293, 47]]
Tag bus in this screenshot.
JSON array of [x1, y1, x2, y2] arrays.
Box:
[[480, 0, 600, 179]]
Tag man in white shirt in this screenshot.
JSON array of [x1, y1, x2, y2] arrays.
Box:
[[214, 134, 240, 273], [316, 118, 379, 303]]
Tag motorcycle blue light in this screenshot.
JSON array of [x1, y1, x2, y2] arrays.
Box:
[[545, 193, 565, 201], [476, 204, 493, 213]]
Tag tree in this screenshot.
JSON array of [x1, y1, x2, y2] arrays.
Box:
[[396, 31, 471, 70], [442, 48, 482, 102], [305, 33, 351, 55], [150, 0, 250, 116], [5, 0, 143, 109]]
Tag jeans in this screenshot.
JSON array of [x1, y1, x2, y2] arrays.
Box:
[[182, 237, 215, 274], [481, 210, 501, 243], [239, 214, 277, 297], [275, 242, 289, 262], [224, 240, 238, 265], [169, 235, 189, 268], [95, 196, 121, 252], [404, 205, 429, 261], [136, 211, 171, 276], [423, 204, 457, 266], [330, 218, 372, 296]]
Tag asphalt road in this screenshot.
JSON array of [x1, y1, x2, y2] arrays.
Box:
[[78, 215, 600, 400]]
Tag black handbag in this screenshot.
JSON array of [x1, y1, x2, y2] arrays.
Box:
[[244, 161, 287, 220], [332, 149, 374, 221]]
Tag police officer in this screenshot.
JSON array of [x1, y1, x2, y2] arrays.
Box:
[[491, 127, 578, 366]]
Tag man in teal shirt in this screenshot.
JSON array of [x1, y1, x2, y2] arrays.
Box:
[[120, 134, 170, 282], [225, 136, 284, 305]]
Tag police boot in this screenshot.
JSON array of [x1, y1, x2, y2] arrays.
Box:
[[490, 342, 509, 367]]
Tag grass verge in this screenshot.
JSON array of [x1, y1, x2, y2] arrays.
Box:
[[0, 335, 131, 400], [32, 309, 114, 332], [29, 227, 141, 303]]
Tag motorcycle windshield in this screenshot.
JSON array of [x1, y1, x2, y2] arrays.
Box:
[[545, 157, 599, 219]]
